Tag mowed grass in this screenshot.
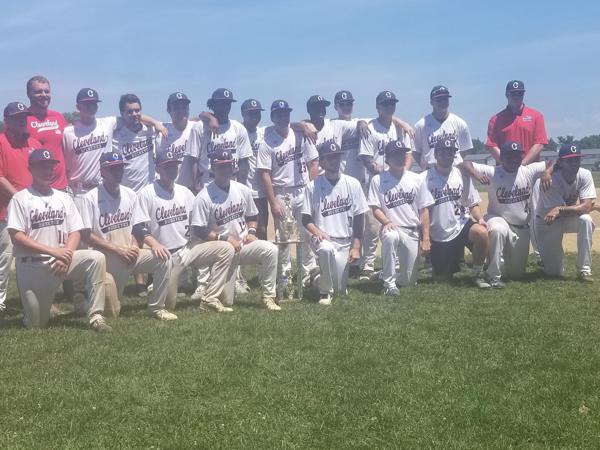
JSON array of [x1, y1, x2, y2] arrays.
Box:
[[1, 254, 600, 449]]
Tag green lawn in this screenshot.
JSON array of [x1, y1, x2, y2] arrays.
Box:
[[1, 255, 600, 449]]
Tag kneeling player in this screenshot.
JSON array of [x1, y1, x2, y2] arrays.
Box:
[[80, 152, 171, 317], [192, 149, 279, 310], [368, 141, 434, 296], [534, 144, 596, 281], [302, 142, 367, 305], [423, 139, 490, 287], [7, 149, 110, 331]]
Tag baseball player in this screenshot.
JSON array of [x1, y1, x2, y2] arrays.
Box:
[[462, 141, 551, 288], [534, 144, 596, 281], [6, 149, 110, 331], [80, 152, 172, 318], [367, 140, 434, 296], [413, 85, 473, 170], [358, 90, 414, 280], [132, 151, 235, 313], [192, 149, 280, 311], [422, 139, 490, 287], [0, 102, 41, 312], [256, 99, 319, 290], [301, 142, 368, 305]]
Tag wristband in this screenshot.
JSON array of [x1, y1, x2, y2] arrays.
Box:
[[248, 227, 257, 236]]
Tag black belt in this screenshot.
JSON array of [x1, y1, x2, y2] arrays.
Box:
[[20, 256, 52, 263], [169, 246, 184, 254]]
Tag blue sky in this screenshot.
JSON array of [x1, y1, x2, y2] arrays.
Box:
[[2, 0, 599, 139]]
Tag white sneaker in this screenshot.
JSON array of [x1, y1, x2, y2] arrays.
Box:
[[90, 315, 112, 332], [262, 297, 281, 311], [318, 294, 332, 306], [199, 300, 233, 313], [235, 279, 251, 294], [151, 309, 178, 321], [49, 304, 62, 319], [472, 275, 491, 289], [384, 286, 400, 297], [190, 285, 206, 301]]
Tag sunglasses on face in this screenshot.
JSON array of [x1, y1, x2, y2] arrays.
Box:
[[509, 91, 525, 98]]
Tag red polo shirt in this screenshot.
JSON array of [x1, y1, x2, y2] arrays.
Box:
[[27, 109, 68, 189], [486, 105, 548, 157], [0, 132, 41, 220]]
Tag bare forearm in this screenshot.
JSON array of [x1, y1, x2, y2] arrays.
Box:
[[470, 205, 484, 221], [65, 231, 81, 252], [404, 152, 413, 170], [308, 160, 319, 180], [88, 232, 121, 255], [0, 177, 18, 199], [560, 199, 593, 216], [420, 208, 431, 241], [487, 146, 501, 162], [261, 171, 277, 207], [522, 144, 544, 165], [10, 231, 58, 255], [372, 206, 390, 226]]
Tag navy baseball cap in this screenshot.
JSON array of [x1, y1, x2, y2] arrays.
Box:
[[3, 102, 30, 117], [385, 140, 411, 155], [77, 88, 101, 103], [434, 138, 459, 151], [155, 151, 182, 167], [506, 80, 525, 92], [99, 152, 127, 167], [500, 141, 524, 153], [210, 88, 236, 102], [376, 91, 398, 105], [210, 149, 235, 165], [430, 85, 452, 99], [306, 95, 331, 110], [29, 148, 59, 165], [167, 92, 191, 108], [241, 99, 264, 112], [558, 144, 581, 159], [271, 99, 293, 112], [334, 90, 354, 104], [319, 142, 346, 156]]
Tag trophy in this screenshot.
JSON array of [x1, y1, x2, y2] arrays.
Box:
[[274, 193, 303, 302], [275, 193, 299, 244]]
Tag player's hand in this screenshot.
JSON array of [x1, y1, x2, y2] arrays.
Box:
[[243, 234, 257, 245], [382, 222, 397, 233], [540, 170, 552, 191], [347, 246, 360, 264], [419, 238, 431, 256], [52, 247, 73, 265], [475, 172, 490, 185], [155, 122, 169, 139], [270, 199, 285, 221], [477, 218, 489, 231], [207, 116, 220, 138], [357, 120, 370, 140], [301, 122, 317, 144], [400, 124, 416, 141], [312, 229, 329, 242], [227, 237, 242, 253], [117, 246, 139, 265], [544, 206, 561, 224], [50, 259, 69, 276], [151, 243, 171, 261]]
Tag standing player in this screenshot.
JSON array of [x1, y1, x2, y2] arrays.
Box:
[[6, 149, 110, 331], [80, 152, 172, 318], [0, 102, 41, 312], [534, 144, 596, 281], [301, 142, 367, 305], [422, 139, 490, 287], [132, 151, 235, 313], [25, 75, 68, 190], [463, 141, 551, 287], [368, 141, 433, 296], [256, 99, 319, 289], [413, 85, 473, 170], [192, 149, 280, 311]]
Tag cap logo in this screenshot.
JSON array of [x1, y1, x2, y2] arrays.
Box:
[[396, 141, 402, 149], [251, 100, 257, 107], [87, 90, 94, 98], [43, 150, 51, 159], [112, 153, 119, 159], [279, 101, 284, 108], [166, 151, 173, 159], [341, 92, 348, 100], [176, 92, 183, 99], [571, 146, 577, 153], [17, 103, 25, 111], [513, 82, 519, 89], [317, 96, 323, 101], [445, 140, 451, 147], [385, 92, 392, 98], [330, 144, 336, 151], [511, 142, 519, 150], [223, 90, 230, 98]]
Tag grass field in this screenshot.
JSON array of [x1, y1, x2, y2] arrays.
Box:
[[1, 254, 600, 449]]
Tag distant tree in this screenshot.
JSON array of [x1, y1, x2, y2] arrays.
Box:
[[62, 111, 80, 124], [557, 135, 575, 145], [471, 138, 487, 154], [546, 138, 558, 152], [577, 134, 600, 149]]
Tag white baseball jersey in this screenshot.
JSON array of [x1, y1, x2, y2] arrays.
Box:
[[6, 187, 83, 257], [473, 161, 546, 225], [335, 118, 367, 182], [62, 116, 118, 192], [192, 180, 258, 241], [156, 121, 197, 188], [246, 125, 265, 198], [302, 174, 369, 240], [422, 166, 481, 242], [358, 118, 413, 174], [256, 127, 319, 188], [368, 170, 434, 229], [112, 123, 156, 192], [80, 183, 137, 248], [535, 168, 596, 217], [199, 119, 252, 182], [132, 181, 195, 250], [413, 113, 472, 168]]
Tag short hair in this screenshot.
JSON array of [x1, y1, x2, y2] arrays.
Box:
[[119, 94, 142, 112], [26, 75, 50, 94]]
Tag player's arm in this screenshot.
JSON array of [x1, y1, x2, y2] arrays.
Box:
[[419, 207, 431, 255], [0, 177, 18, 199], [301, 213, 328, 241], [469, 205, 488, 229], [132, 222, 170, 260], [404, 152, 413, 170], [290, 121, 317, 144], [259, 169, 284, 220], [348, 213, 364, 263], [140, 114, 168, 138], [8, 229, 74, 265], [192, 224, 241, 252], [87, 231, 138, 264], [460, 160, 490, 185], [371, 205, 396, 232], [392, 116, 415, 140], [197, 111, 220, 136], [521, 144, 544, 166], [238, 157, 250, 185], [545, 198, 594, 224], [307, 158, 319, 180]]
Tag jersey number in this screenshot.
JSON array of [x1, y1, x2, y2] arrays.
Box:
[[57, 231, 67, 246], [184, 225, 191, 239], [453, 204, 465, 216], [297, 161, 307, 174]]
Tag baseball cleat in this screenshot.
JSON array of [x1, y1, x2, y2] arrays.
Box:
[[235, 279, 251, 294], [199, 300, 233, 313], [91, 316, 112, 332], [359, 269, 375, 281], [262, 297, 282, 311], [577, 272, 594, 283], [384, 287, 400, 297], [488, 278, 505, 289], [151, 309, 178, 321], [472, 276, 491, 289], [318, 294, 332, 306], [190, 285, 206, 301]]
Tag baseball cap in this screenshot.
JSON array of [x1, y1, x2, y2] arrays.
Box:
[[306, 95, 331, 110], [558, 144, 581, 159], [76, 88, 101, 103], [500, 141, 524, 154], [319, 142, 346, 156], [430, 85, 452, 99], [271, 99, 293, 112], [385, 140, 411, 155], [3, 102, 30, 117], [376, 91, 398, 105], [434, 138, 459, 151], [210, 149, 235, 165], [167, 92, 191, 108], [29, 148, 59, 165], [155, 151, 182, 167], [210, 88, 236, 102], [334, 90, 354, 104], [241, 99, 264, 112], [99, 152, 127, 167], [506, 80, 525, 92]]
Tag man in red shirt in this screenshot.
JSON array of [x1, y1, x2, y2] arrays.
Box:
[[26, 75, 68, 190], [486, 80, 548, 165], [0, 102, 41, 312]]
